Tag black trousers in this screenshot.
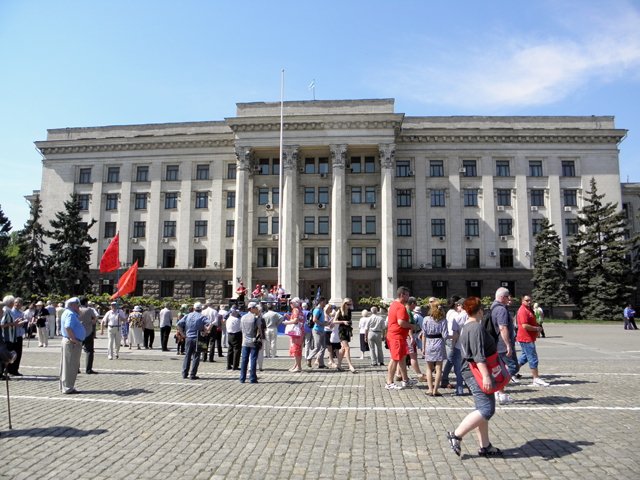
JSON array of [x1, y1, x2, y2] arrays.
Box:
[[82, 334, 95, 373], [160, 326, 171, 351], [208, 329, 223, 360], [7, 336, 23, 375], [144, 328, 155, 348], [227, 332, 242, 369]]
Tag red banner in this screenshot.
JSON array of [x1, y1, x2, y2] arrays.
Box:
[[111, 260, 138, 299], [99, 233, 120, 273]]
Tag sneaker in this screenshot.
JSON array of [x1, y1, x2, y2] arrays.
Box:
[[406, 378, 418, 386], [532, 377, 550, 387], [497, 393, 514, 405], [509, 376, 520, 385], [385, 383, 404, 390], [401, 381, 412, 389]]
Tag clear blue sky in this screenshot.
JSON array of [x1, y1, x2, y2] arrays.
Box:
[[1, 0, 639, 228]]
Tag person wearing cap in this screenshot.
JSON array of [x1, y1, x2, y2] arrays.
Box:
[[239, 302, 262, 383], [8, 297, 28, 377], [128, 306, 144, 350], [158, 303, 173, 352], [262, 303, 283, 359], [34, 300, 49, 347], [55, 302, 64, 336], [79, 298, 98, 374], [101, 302, 126, 359], [60, 297, 86, 394], [365, 306, 386, 366], [225, 306, 242, 370], [45, 300, 56, 338], [142, 306, 156, 349], [177, 302, 212, 379], [203, 301, 222, 361]]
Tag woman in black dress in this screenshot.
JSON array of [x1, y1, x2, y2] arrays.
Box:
[[335, 298, 357, 373]]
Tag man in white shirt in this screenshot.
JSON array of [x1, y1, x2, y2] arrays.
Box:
[[262, 303, 283, 358], [202, 300, 219, 362], [101, 302, 126, 359], [158, 304, 173, 352]]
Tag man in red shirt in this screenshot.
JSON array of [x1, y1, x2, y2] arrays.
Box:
[[385, 286, 416, 390], [516, 295, 549, 387]]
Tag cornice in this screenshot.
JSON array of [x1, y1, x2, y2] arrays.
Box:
[[227, 116, 404, 133], [36, 137, 235, 155], [399, 130, 626, 145]]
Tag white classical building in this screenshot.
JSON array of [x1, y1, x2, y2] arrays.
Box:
[[35, 99, 627, 303]]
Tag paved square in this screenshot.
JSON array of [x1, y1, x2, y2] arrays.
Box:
[[1, 324, 638, 479]]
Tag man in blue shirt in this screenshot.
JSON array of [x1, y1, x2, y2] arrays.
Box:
[[623, 304, 637, 330], [177, 302, 212, 379], [305, 297, 328, 369], [60, 297, 86, 394]]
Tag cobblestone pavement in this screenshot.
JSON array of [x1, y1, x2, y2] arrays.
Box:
[[0, 324, 638, 479]]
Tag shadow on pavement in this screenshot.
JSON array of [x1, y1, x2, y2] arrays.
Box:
[[81, 388, 152, 396], [518, 395, 592, 405], [0, 426, 107, 438], [501, 438, 594, 459]]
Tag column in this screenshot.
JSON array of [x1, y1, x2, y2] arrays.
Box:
[[233, 147, 252, 290], [279, 145, 299, 294], [330, 144, 348, 304], [379, 143, 396, 301]]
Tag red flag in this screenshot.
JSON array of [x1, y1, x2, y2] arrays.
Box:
[[100, 233, 120, 273], [111, 260, 138, 300]]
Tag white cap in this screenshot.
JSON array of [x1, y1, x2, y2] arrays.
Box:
[[133, 306, 142, 312], [65, 297, 80, 307], [247, 302, 258, 309], [194, 302, 203, 311]]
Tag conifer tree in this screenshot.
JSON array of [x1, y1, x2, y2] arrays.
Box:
[[47, 193, 97, 295], [532, 218, 568, 314], [0, 205, 12, 294], [570, 178, 638, 319], [11, 195, 48, 299]]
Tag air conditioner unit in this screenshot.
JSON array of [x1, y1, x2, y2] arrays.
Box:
[[465, 236, 472, 241], [497, 205, 505, 211], [370, 203, 376, 209], [318, 203, 326, 209], [253, 166, 261, 173], [272, 234, 279, 241], [470, 281, 479, 287], [500, 236, 508, 241], [265, 203, 273, 211], [564, 206, 572, 212], [193, 238, 199, 243], [436, 281, 444, 287], [408, 170, 415, 177], [299, 167, 305, 173], [530, 206, 539, 212], [131, 238, 138, 244], [458, 167, 466, 174], [162, 238, 169, 243], [489, 251, 497, 257], [501, 282, 509, 287], [439, 236, 445, 241], [227, 280, 234, 286], [320, 173, 327, 178], [301, 234, 309, 240], [419, 263, 425, 269]]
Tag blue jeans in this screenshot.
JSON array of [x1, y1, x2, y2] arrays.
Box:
[[240, 345, 258, 383], [464, 372, 496, 420], [182, 337, 200, 378], [518, 341, 539, 369], [441, 344, 464, 395]]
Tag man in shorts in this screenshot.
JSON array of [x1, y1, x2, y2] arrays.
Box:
[[385, 286, 416, 390]]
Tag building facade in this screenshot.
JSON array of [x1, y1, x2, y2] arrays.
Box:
[[35, 99, 627, 303]]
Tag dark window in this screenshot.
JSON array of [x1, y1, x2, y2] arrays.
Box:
[[272, 217, 279, 235], [304, 188, 315, 204], [364, 156, 376, 173], [258, 217, 268, 235], [365, 187, 376, 204], [350, 157, 362, 174], [225, 249, 233, 269], [498, 218, 513, 236], [105, 194, 118, 211], [192, 280, 206, 298], [396, 189, 411, 207], [398, 249, 412, 269], [227, 163, 237, 179], [194, 220, 207, 238], [430, 160, 444, 177], [160, 280, 174, 298], [351, 187, 362, 204], [532, 218, 544, 235], [304, 158, 316, 174], [164, 193, 178, 209], [106, 167, 120, 183], [365, 216, 376, 234], [496, 160, 510, 177], [564, 189, 577, 206], [258, 158, 270, 175], [272, 187, 279, 205], [133, 221, 146, 238], [431, 189, 446, 207], [499, 248, 514, 268], [304, 216, 315, 235], [318, 157, 329, 174], [318, 247, 329, 267], [195, 192, 208, 209], [258, 188, 269, 205], [271, 247, 278, 268], [77, 194, 90, 211], [134, 193, 147, 210], [565, 219, 579, 236], [104, 222, 116, 238], [272, 159, 280, 176], [196, 164, 209, 180], [463, 189, 478, 207], [562, 160, 576, 177], [531, 189, 545, 207], [365, 247, 376, 268], [136, 166, 149, 182], [318, 216, 329, 234], [462, 160, 477, 177], [432, 249, 446, 268], [397, 219, 412, 237], [497, 189, 511, 206], [132, 249, 145, 268], [227, 191, 236, 208], [431, 219, 446, 237], [318, 187, 329, 205], [529, 161, 543, 177], [351, 247, 362, 268], [466, 248, 480, 268], [162, 249, 176, 268], [257, 248, 268, 267], [304, 247, 314, 268], [351, 216, 362, 234], [165, 165, 179, 181], [78, 168, 92, 184], [163, 221, 176, 238], [225, 220, 234, 237], [396, 160, 411, 177], [193, 249, 207, 268], [465, 219, 479, 237]]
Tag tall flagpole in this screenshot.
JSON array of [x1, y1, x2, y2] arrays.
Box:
[[278, 69, 284, 291]]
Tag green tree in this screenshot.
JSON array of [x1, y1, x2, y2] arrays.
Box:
[[570, 178, 638, 319], [0, 205, 12, 294], [531, 218, 568, 315], [48, 193, 97, 295], [10, 195, 48, 299]]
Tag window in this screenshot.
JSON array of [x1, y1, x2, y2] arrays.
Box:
[[396, 160, 411, 177], [463, 189, 478, 207], [466, 248, 480, 268], [532, 218, 544, 235], [164, 192, 178, 209], [318, 187, 329, 205], [104, 222, 116, 238], [225, 249, 234, 269], [227, 163, 237, 179], [496, 189, 511, 206], [351, 187, 362, 204], [105, 194, 118, 211], [396, 189, 411, 207], [429, 218, 445, 237], [160, 280, 174, 298], [225, 220, 234, 237], [257, 248, 268, 267], [163, 221, 176, 238], [496, 160, 510, 177], [350, 157, 362, 173], [272, 217, 279, 235], [318, 247, 329, 267], [365, 247, 377, 268], [304, 188, 315, 204], [132, 249, 145, 268], [565, 219, 579, 236], [562, 160, 576, 177], [304, 247, 315, 268], [78, 168, 92, 184], [194, 220, 207, 238], [397, 219, 412, 237], [271, 248, 278, 268], [258, 158, 270, 175], [258, 217, 268, 235], [431, 189, 446, 207], [257, 188, 269, 205], [193, 249, 207, 268], [531, 189, 545, 207], [77, 194, 90, 211], [136, 166, 149, 182], [196, 164, 209, 180], [529, 161, 543, 177], [226, 191, 236, 208], [364, 156, 376, 173], [134, 193, 147, 210], [165, 165, 179, 181], [465, 219, 479, 237], [318, 216, 329, 234], [397, 249, 412, 269], [106, 167, 120, 183], [192, 280, 206, 298], [499, 248, 514, 268], [304, 158, 316, 174], [162, 249, 176, 268], [318, 157, 329, 174], [430, 160, 444, 177], [351, 216, 362, 234], [133, 221, 146, 238], [191, 191, 206, 209], [432, 249, 446, 268], [272, 187, 279, 205], [462, 160, 477, 177], [304, 216, 315, 235], [351, 247, 362, 268], [498, 218, 513, 236], [365, 186, 376, 204], [272, 159, 280, 176], [365, 216, 376, 234], [564, 189, 577, 207]]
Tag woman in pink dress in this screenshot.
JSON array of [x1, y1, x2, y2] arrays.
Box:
[[282, 297, 304, 372]]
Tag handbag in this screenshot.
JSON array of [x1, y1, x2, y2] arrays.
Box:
[[469, 352, 511, 394], [285, 323, 301, 337]]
